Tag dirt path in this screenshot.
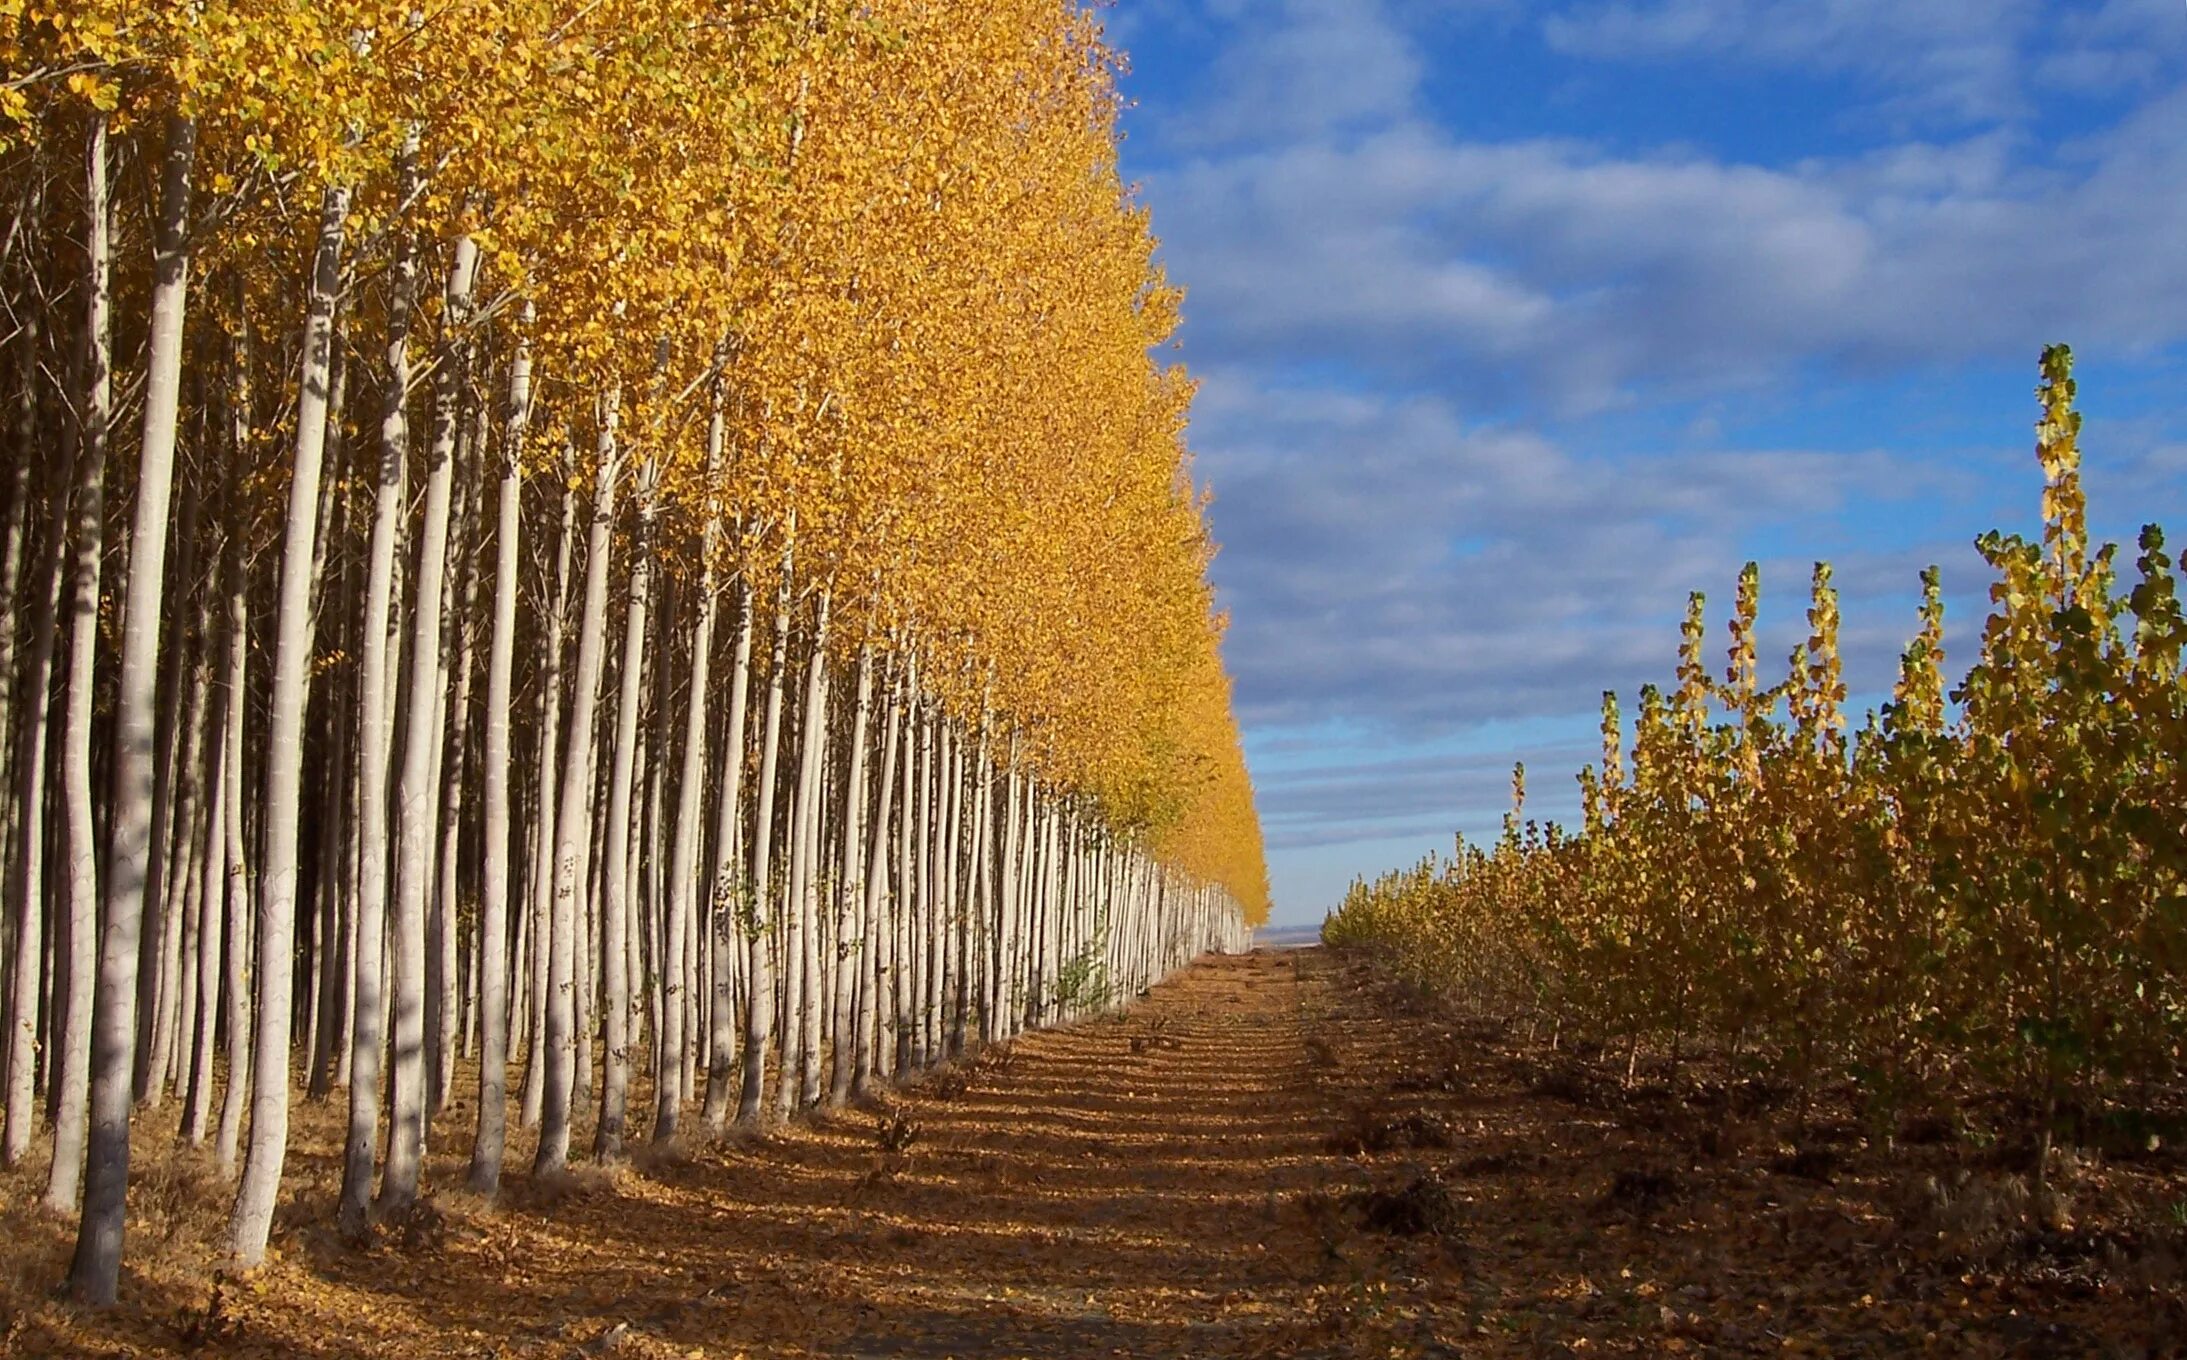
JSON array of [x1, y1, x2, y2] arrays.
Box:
[[17, 947, 2173, 1358], [8, 950, 1385, 1359]]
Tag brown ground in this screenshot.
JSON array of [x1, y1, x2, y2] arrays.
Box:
[[3, 949, 2184, 1358]]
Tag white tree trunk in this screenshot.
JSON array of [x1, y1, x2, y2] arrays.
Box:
[[657, 370, 724, 1142], [736, 552, 793, 1125], [228, 179, 348, 1264], [384, 237, 478, 1212], [521, 456, 576, 1129], [855, 665, 904, 1095], [212, 569, 251, 1178], [3, 345, 67, 1166], [536, 393, 620, 1176], [45, 115, 114, 1218], [827, 645, 872, 1107], [468, 305, 530, 1193], [702, 577, 753, 1130], [595, 461, 656, 1161], [340, 138, 421, 1236]]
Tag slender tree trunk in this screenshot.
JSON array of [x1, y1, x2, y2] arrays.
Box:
[[72, 111, 194, 1302], [827, 645, 872, 1107], [341, 140, 421, 1237], [0, 195, 35, 1012], [782, 594, 831, 1115], [45, 114, 114, 1218], [854, 666, 903, 1096], [997, 750, 1022, 1042], [383, 237, 476, 1211], [657, 372, 724, 1141], [909, 701, 934, 1071], [181, 628, 230, 1149], [521, 457, 576, 1129], [3, 342, 66, 1166], [166, 770, 204, 1097], [212, 565, 250, 1178], [228, 181, 348, 1263], [595, 462, 655, 1161], [702, 577, 753, 1130], [143, 584, 207, 1108], [431, 439, 482, 1116], [737, 551, 793, 1125], [536, 393, 620, 1176], [314, 407, 361, 1099], [297, 336, 350, 1092], [469, 307, 530, 1193]]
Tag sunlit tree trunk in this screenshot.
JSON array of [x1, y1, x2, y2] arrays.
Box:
[[783, 593, 831, 1114], [736, 550, 792, 1125], [469, 306, 530, 1193], [228, 180, 349, 1264], [702, 576, 753, 1130], [521, 453, 576, 1129], [72, 109, 195, 1299], [536, 393, 620, 1176], [657, 368, 723, 1143], [595, 460, 657, 1161], [854, 664, 903, 1095], [341, 137, 421, 1237], [383, 237, 478, 1212], [431, 442, 483, 1115]]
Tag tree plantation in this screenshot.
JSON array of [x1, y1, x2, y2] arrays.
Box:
[[15, 2, 2187, 1355], [0, 0, 1267, 1308], [1329, 347, 2187, 1167]]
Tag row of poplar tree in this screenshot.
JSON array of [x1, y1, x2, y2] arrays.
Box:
[[1328, 346, 2185, 1157], [0, 0, 1269, 1305]]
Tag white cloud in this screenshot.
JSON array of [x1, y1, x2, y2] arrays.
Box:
[[1539, 0, 2187, 125], [1153, 89, 2187, 410], [1178, 0, 1424, 146], [2035, 0, 2187, 95], [1541, 0, 2047, 123], [1196, 374, 1971, 734]]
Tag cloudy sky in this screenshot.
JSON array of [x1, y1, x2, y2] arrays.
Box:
[[1103, 0, 2187, 925]]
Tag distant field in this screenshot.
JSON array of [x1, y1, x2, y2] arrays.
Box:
[[1252, 925, 1323, 950]]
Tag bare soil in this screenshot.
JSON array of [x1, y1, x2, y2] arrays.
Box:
[[3, 949, 2182, 1357]]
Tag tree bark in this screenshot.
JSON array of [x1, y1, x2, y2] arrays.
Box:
[[180, 611, 231, 1149], [468, 305, 529, 1193], [3, 309, 66, 1167], [702, 577, 753, 1130], [595, 460, 656, 1161], [45, 113, 114, 1218], [657, 366, 725, 1139], [782, 593, 831, 1115], [212, 562, 251, 1179], [854, 665, 903, 1096], [229, 181, 348, 1264], [383, 236, 477, 1213], [340, 137, 421, 1237], [535, 392, 620, 1176], [521, 453, 576, 1129], [827, 644, 872, 1107], [736, 550, 793, 1125]]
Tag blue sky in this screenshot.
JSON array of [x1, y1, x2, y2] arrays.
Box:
[[1102, 0, 2187, 926]]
